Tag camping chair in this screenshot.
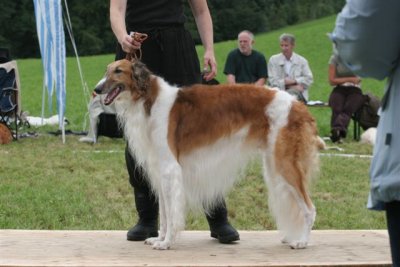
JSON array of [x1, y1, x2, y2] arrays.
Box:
[[0, 48, 22, 139]]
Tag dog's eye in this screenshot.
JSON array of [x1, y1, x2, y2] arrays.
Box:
[[114, 68, 123, 74]]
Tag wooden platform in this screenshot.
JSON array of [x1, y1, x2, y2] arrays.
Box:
[[0, 230, 391, 267]]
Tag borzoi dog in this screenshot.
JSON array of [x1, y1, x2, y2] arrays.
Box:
[[95, 59, 325, 250]]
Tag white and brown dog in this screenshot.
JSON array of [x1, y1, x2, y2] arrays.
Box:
[[95, 59, 325, 250]]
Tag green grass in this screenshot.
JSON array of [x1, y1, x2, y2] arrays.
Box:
[[0, 15, 386, 231]]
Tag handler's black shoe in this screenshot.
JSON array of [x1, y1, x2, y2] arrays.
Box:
[[210, 222, 240, 244], [206, 200, 240, 244], [127, 220, 158, 241]]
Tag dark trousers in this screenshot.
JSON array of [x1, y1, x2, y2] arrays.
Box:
[[329, 85, 364, 135], [386, 201, 400, 267]]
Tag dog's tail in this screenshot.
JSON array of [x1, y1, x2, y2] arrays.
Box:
[[273, 118, 322, 202], [278, 103, 324, 184]]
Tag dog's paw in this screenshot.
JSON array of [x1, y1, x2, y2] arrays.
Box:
[[289, 241, 308, 249], [144, 237, 160, 245], [152, 240, 171, 250]]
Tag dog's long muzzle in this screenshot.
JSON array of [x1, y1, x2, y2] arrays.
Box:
[[94, 77, 106, 95]]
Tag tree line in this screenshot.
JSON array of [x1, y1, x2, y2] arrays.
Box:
[[0, 0, 344, 59]]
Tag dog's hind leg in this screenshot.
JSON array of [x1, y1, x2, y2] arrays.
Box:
[[264, 111, 320, 249], [263, 153, 315, 249]]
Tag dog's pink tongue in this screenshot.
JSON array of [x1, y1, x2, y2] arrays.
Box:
[[104, 87, 122, 105]]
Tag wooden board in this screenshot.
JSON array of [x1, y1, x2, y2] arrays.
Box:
[[0, 230, 391, 267]]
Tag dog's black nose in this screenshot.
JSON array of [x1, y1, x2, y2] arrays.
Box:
[[94, 77, 106, 94], [94, 86, 102, 94]]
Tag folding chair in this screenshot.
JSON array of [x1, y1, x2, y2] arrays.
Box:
[[0, 48, 22, 139]]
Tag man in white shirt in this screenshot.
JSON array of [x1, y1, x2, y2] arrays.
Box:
[[268, 33, 313, 103]]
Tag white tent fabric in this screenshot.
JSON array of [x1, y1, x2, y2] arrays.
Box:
[[33, 0, 66, 142]]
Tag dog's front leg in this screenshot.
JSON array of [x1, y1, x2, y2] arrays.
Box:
[[144, 189, 167, 245], [151, 162, 185, 250], [158, 191, 168, 240]]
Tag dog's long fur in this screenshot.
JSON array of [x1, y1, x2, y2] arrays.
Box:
[[96, 59, 325, 250]]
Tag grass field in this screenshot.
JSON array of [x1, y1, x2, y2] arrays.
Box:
[[0, 15, 387, 231]]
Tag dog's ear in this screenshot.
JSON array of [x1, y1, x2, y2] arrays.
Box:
[[131, 60, 151, 94]]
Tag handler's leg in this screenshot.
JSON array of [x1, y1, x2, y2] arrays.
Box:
[[125, 146, 159, 241], [206, 200, 240, 243]]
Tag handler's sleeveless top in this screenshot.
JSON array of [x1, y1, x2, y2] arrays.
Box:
[[118, 0, 201, 87], [125, 0, 186, 31]]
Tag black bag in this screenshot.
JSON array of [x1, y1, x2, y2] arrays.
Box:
[[356, 93, 381, 130], [97, 113, 123, 138]]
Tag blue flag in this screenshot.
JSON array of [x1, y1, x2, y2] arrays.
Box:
[[33, 0, 66, 132]]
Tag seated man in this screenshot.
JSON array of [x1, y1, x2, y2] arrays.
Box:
[[223, 30, 267, 86], [268, 33, 313, 103]]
